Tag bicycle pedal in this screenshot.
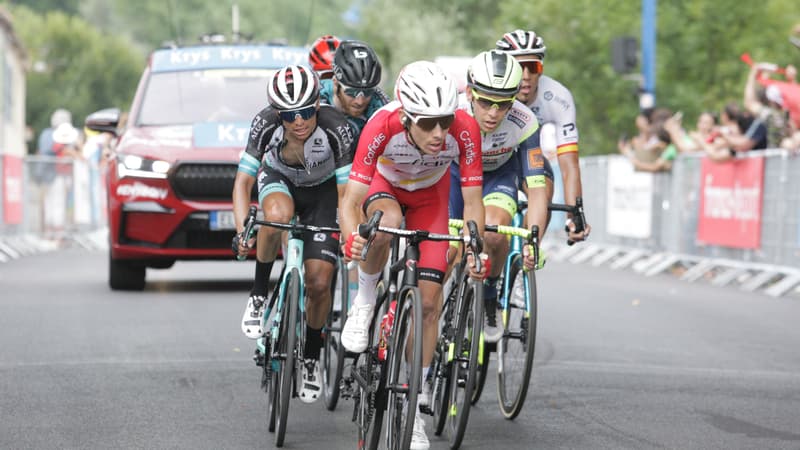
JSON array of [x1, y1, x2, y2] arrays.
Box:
[[253, 349, 265, 367], [418, 404, 433, 415]]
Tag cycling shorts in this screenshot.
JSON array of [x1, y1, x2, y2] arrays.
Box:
[[362, 172, 451, 284], [257, 167, 339, 265], [449, 159, 519, 220]]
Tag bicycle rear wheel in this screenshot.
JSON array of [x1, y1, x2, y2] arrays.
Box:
[[496, 255, 537, 420], [385, 287, 422, 450], [322, 259, 349, 411], [275, 268, 300, 446], [447, 278, 483, 448]]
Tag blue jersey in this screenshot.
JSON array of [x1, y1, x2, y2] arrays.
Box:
[[318, 78, 389, 136]]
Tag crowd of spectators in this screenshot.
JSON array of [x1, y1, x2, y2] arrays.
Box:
[[619, 51, 800, 172]]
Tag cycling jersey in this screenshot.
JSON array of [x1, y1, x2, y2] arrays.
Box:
[[349, 101, 483, 191], [319, 79, 390, 135], [237, 105, 356, 187], [457, 95, 539, 172], [450, 96, 552, 219], [349, 101, 483, 282], [530, 75, 579, 158]]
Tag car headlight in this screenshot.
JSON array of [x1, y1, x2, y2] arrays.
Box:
[[117, 154, 171, 179]]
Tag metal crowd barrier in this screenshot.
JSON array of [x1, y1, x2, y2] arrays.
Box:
[[544, 149, 800, 298], [0, 155, 108, 262]]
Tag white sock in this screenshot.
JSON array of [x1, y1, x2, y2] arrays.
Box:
[[422, 366, 431, 381], [353, 268, 381, 307]]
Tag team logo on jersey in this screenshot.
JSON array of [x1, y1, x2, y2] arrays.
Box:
[[364, 133, 386, 165], [314, 138, 323, 145], [543, 91, 554, 101], [313, 232, 326, 242], [459, 130, 477, 165], [527, 147, 544, 170]]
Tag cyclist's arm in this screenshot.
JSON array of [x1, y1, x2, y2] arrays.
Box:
[[233, 112, 272, 233], [340, 180, 369, 258]]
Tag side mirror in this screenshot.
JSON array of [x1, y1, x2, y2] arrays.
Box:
[[85, 108, 121, 136]]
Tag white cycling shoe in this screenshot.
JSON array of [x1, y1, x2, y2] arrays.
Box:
[[299, 359, 321, 403], [410, 413, 430, 450], [241, 294, 266, 339], [341, 303, 375, 353]]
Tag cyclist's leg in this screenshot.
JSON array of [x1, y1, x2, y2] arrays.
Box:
[[341, 174, 400, 353], [241, 169, 295, 339], [481, 164, 517, 342], [294, 180, 340, 403]]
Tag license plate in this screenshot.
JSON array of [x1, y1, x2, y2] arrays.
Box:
[[209, 210, 236, 230]]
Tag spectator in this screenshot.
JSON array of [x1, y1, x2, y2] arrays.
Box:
[[618, 107, 677, 172], [663, 111, 718, 154], [702, 103, 767, 162], [744, 63, 792, 148], [754, 61, 800, 130]]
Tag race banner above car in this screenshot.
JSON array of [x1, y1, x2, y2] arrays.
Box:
[[696, 156, 764, 249], [151, 45, 308, 72]]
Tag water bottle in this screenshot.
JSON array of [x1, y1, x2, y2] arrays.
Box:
[[377, 300, 397, 361]]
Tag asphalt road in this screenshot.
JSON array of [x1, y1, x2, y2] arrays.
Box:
[[1, 248, 799, 450]]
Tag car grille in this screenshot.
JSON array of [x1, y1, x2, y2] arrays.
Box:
[[170, 162, 237, 201]]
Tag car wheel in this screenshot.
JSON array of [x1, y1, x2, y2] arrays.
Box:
[[109, 253, 146, 291]]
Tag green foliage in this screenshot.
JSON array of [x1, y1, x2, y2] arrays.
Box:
[[9, 4, 142, 141], [8, 0, 800, 158]]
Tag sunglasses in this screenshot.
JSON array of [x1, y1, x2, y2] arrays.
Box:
[[405, 113, 456, 131], [471, 89, 515, 112], [277, 104, 317, 122], [340, 83, 375, 99], [519, 59, 544, 74]]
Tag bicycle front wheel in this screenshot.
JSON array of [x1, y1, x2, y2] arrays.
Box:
[[322, 259, 349, 411], [275, 268, 300, 446], [357, 280, 389, 450], [496, 255, 537, 420], [447, 278, 483, 448], [385, 287, 423, 450]]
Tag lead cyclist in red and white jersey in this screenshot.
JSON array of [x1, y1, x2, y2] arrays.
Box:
[[496, 29, 591, 242]]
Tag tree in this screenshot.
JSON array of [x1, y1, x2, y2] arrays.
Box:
[[9, 5, 143, 144]]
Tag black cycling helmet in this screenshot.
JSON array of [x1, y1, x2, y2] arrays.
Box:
[[333, 40, 382, 88]]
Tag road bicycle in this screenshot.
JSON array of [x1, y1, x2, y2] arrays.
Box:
[[239, 206, 341, 447], [344, 211, 480, 450], [470, 197, 585, 420], [421, 219, 483, 449]]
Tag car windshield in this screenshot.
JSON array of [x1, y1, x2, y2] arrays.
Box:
[[137, 69, 274, 126]]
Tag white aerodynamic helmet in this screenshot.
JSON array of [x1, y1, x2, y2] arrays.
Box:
[[394, 61, 458, 116], [267, 65, 319, 110]]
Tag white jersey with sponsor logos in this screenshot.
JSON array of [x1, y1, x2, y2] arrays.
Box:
[[530, 74, 579, 158], [349, 101, 483, 192], [457, 94, 538, 171]]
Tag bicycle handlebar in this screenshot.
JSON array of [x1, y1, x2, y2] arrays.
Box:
[[236, 205, 341, 260], [449, 219, 540, 269], [358, 210, 483, 272], [548, 196, 586, 246]]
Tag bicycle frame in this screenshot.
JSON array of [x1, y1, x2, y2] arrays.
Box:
[[257, 225, 305, 370]]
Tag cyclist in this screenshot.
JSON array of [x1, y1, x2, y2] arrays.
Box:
[[232, 65, 356, 404], [320, 39, 389, 138], [308, 34, 341, 80], [496, 29, 592, 242], [449, 50, 551, 342], [339, 61, 486, 450]]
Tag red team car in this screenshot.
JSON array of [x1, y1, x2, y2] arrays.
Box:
[[86, 42, 307, 290]]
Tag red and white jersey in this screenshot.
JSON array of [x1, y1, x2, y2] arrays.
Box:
[[530, 75, 579, 159], [349, 101, 483, 191]]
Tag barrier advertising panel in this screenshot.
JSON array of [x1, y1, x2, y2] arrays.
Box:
[[696, 156, 764, 249], [607, 157, 653, 238], [2, 155, 23, 224]]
